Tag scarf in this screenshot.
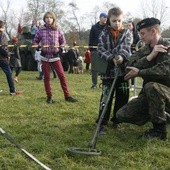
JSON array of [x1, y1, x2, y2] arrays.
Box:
[[110, 28, 121, 44]]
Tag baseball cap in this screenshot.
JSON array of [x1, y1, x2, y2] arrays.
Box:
[[100, 12, 107, 18]]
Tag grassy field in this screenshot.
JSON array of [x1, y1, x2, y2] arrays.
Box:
[[0, 70, 170, 170]]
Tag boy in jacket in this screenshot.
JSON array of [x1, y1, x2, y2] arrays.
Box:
[[96, 7, 133, 133]]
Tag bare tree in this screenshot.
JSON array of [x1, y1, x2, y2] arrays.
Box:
[[162, 27, 170, 38], [88, 2, 116, 27], [23, 0, 45, 25], [140, 0, 170, 27], [68, 2, 82, 41], [0, 0, 17, 39]]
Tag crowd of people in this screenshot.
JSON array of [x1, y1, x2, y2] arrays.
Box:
[[0, 6, 170, 141]]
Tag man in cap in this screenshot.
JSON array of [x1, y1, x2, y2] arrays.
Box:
[[115, 17, 170, 140], [89, 12, 107, 89]]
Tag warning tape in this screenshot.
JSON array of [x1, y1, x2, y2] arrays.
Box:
[[0, 45, 98, 49]]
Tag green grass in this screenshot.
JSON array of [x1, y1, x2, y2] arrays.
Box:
[[0, 70, 170, 170]]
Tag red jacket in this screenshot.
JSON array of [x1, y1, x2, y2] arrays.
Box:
[[84, 51, 91, 63]]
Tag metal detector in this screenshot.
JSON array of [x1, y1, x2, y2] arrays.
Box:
[[0, 128, 51, 170], [68, 67, 119, 156]]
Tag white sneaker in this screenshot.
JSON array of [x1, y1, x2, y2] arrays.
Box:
[[91, 84, 97, 89]]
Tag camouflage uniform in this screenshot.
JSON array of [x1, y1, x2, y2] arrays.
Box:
[[116, 38, 170, 125]]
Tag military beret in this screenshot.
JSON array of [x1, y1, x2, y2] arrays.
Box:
[[136, 17, 161, 31]]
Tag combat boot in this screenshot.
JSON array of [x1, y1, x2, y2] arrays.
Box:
[[141, 123, 167, 140]]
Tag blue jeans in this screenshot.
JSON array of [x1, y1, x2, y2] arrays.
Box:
[[0, 60, 15, 93]]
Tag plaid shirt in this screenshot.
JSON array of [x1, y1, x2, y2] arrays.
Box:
[[33, 25, 66, 62], [97, 27, 133, 79]]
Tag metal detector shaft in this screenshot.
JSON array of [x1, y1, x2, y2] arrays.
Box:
[[0, 128, 51, 170], [88, 67, 119, 149]]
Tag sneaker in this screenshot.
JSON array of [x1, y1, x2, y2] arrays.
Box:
[[140, 128, 167, 140], [10, 90, 23, 96], [36, 77, 43, 80], [46, 96, 54, 104], [91, 84, 97, 89], [14, 77, 19, 83], [99, 125, 107, 135], [65, 96, 78, 102]]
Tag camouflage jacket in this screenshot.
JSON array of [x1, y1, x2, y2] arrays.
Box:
[[127, 37, 170, 87]]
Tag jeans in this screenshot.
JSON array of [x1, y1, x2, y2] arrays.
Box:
[[0, 60, 15, 93]]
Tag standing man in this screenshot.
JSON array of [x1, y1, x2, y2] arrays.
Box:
[[116, 18, 170, 140], [0, 20, 23, 95], [89, 12, 107, 89]]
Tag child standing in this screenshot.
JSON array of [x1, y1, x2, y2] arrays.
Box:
[[10, 36, 22, 83], [34, 46, 43, 80], [33, 11, 78, 103], [84, 48, 91, 71], [96, 7, 133, 133], [0, 21, 23, 95]]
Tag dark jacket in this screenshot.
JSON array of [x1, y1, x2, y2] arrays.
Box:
[[89, 22, 106, 51], [128, 38, 170, 87], [67, 48, 79, 66], [0, 31, 9, 60]]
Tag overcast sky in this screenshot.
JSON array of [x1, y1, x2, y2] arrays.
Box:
[[4, 0, 170, 12], [9, 0, 170, 14], [1, 0, 170, 28]]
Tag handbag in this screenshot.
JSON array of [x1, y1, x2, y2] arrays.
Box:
[[92, 54, 108, 74]]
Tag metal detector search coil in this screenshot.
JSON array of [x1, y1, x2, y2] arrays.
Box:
[[68, 67, 120, 156], [68, 147, 101, 156]]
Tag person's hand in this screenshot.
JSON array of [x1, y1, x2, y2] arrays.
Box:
[[113, 55, 123, 66], [124, 66, 139, 80], [147, 44, 168, 61]]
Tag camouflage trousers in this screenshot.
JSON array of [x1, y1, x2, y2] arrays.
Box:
[[116, 82, 170, 125]]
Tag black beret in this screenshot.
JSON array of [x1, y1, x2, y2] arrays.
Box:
[[136, 17, 161, 31]]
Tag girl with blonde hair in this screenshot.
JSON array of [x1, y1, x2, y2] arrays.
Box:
[[33, 11, 78, 103]]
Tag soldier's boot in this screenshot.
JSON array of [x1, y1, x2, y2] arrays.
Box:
[[142, 123, 167, 140]]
